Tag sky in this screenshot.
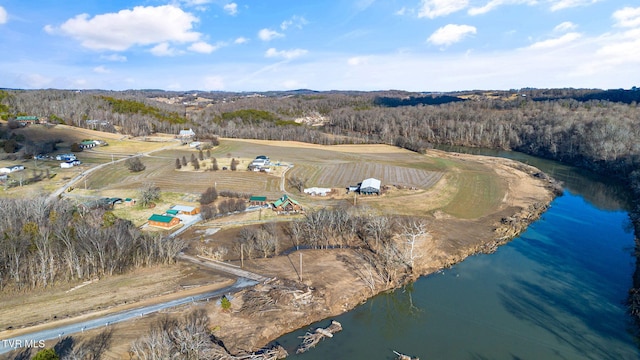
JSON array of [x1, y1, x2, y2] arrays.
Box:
[[0, 0, 639, 92]]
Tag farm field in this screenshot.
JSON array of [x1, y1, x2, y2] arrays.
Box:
[[294, 162, 444, 188], [1, 122, 511, 220], [81, 137, 507, 219]]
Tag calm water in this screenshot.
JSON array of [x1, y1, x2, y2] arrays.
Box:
[[274, 149, 639, 359]]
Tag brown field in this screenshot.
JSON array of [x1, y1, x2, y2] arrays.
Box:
[[0, 262, 232, 333], [2, 126, 509, 220], [293, 162, 444, 188]]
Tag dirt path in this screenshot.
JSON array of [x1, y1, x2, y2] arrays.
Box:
[[178, 254, 269, 282]]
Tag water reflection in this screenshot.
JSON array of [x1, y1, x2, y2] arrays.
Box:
[[274, 156, 638, 359]]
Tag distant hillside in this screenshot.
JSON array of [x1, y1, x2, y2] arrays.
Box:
[[373, 94, 464, 107]]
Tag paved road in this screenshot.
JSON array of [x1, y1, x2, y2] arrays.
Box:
[[168, 214, 203, 238], [0, 278, 257, 355]]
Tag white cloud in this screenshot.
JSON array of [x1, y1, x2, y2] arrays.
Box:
[[592, 28, 640, 64], [395, 7, 407, 16], [100, 54, 127, 62], [554, 21, 577, 32], [150, 42, 178, 56], [223, 3, 238, 16], [188, 41, 222, 54], [281, 79, 305, 89], [258, 28, 284, 41], [50, 5, 201, 51], [93, 66, 110, 74], [265, 48, 308, 59], [418, 0, 468, 19], [613, 7, 640, 28], [468, 0, 536, 16], [0, 6, 8, 24], [348, 56, 370, 66], [281, 15, 308, 31], [549, 0, 601, 12], [182, 0, 212, 6], [234, 37, 249, 44], [18, 73, 53, 88], [203, 75, 225, 90], [427, 24, 477, 46], [526, 32, 581, 49]]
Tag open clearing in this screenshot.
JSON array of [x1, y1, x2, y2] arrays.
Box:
[[80, 137, 500, 219]]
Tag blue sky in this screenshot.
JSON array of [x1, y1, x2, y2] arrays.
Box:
[[0, 0, 639, 92]]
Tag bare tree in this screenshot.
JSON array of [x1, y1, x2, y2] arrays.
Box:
[[200, 187, 218, 205], [139, 182, 160, 207], [399, 218, 428, 270], [364, 215, 393, 250], [287, 175, 307, 193]]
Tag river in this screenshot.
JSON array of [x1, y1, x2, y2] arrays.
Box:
[[274, 148, 640, 359]]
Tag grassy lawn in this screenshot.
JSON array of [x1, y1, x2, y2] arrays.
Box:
[[440, 169, 505, 219]]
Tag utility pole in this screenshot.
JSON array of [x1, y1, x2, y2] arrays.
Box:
[[299, 252, 303, 282], [241, 243, 244, 268]]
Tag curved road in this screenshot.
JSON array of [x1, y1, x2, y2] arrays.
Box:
[[0, 278, 257, 355]]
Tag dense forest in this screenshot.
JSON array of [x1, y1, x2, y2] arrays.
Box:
[[1, 87, 640, 319]]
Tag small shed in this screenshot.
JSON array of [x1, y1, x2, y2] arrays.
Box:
[[56, 154, 76, 161], [171, 205, 200, 215], [165, 209, 180, 216], [249, 196, 267, 206], [60, 161, 74, 168], [79, 140, 97, 149], [0, 165, 25, 173], [124, 198, 136, 206], [359, 178, 381, 195], [148, 214, 180, 228]]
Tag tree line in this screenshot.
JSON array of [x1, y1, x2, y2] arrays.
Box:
[[228, 207, 427, 290], [0, 197, 185, 291]]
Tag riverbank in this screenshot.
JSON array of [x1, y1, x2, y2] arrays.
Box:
[[192, 152, 560, 356]]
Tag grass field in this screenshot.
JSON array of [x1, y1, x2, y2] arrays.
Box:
[[440, 169, 505, 218], [3, 125, 509, 219]]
